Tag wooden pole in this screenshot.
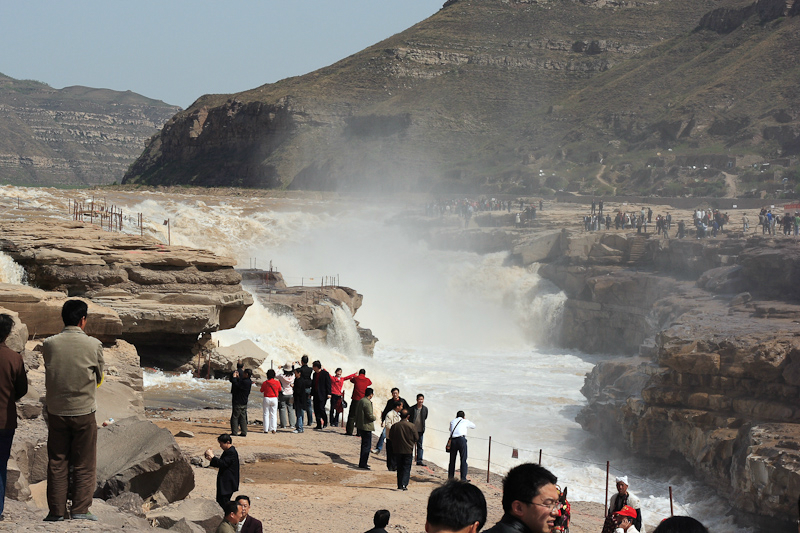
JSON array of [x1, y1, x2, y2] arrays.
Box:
[[486, 436, 492, 483], [604, 461, 610, 517], [539, 449, 542, 465], [168, 219, 171, 246], [669, 486, 674, 516]]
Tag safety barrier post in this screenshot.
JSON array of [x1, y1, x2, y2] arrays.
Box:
[[538, 449, 542, 465], [604, 461, 610, 517], [669, 486, 674, 516], [487, 436, 492, 483]]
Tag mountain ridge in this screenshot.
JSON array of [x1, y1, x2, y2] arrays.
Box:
[[0, 73, 180, 187], [118, 0, 798, 195]]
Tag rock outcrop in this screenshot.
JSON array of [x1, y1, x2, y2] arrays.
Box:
[[0, 220, 253, 358], [240, 269, 377, 356], [523, 230, 800, 524]]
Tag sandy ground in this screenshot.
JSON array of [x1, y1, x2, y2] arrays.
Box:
[[145, 407, 607, 533]]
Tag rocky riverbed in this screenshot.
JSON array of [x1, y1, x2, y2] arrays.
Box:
[[413, 200, 800, 530]]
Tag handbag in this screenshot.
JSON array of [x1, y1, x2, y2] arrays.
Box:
[[446, 419, 463, 452]]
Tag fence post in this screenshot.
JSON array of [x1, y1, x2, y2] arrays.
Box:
[[604, 461, 610, 517], [487, 436, 492, 484], [669, 486, 674, 516]]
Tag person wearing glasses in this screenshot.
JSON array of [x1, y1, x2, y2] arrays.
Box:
[[483, 463, 560, 533]]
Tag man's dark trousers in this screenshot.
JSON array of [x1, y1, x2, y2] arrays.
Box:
[[416, 432, 424, 464], [396, 453, 413, 488], [358, 429, 371, 468], [47, 412, 97, 516], [313, 397, 328, 428], [447, 435, 468, 481], [231, 404, 248, 436]]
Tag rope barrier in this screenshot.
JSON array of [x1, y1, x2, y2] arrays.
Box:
[[426, 424, 695, 518]]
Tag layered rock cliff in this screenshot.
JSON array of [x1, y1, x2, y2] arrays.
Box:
[[119, 0, 800, 195], [0, 220, 252, 361], [0, 73, 179, 186], [521, 230, 800, 525]]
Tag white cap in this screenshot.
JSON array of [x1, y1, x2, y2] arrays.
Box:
[[615, 476, 628, 485]]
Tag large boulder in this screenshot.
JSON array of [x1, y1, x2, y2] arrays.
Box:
[[0, 284, 122, 341], [146, 498, 223, 533], [0, 306, 28, 352], [510, 230, 562, 266], [95, 418, 194, 503]]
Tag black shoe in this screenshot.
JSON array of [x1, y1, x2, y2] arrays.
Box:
[[358, 465, 371, 470], [402, 486, 408, 491], [416, 462, 424, 466], [314, 426, 323, 430], [44, 514, 64, 522]]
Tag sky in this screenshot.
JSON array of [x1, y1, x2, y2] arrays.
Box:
[[0, 1, 441, 109]]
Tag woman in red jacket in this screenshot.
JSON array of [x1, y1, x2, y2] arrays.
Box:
[[259, 369, 281, 434]]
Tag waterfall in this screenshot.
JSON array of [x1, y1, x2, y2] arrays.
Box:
[[327, 303, 364, 358], [0, 252, 25, 285]]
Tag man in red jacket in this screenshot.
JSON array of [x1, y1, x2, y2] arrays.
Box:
[[345, 369, 372, 436]]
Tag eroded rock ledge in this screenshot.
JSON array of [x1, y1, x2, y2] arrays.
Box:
[[519, 229, 800, 524], [0, 220, 253, 356]]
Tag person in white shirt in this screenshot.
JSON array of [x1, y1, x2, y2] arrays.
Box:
[[448, 410, 476, 481]]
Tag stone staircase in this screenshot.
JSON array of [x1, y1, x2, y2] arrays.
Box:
[[625, 235, 649, 264]]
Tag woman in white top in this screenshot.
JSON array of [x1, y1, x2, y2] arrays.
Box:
[[448, 410, 476, 481], [276, 363, 296, 429]]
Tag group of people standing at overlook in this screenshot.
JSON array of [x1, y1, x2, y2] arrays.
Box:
[[751, 206, 800, 235], [228, 355, 480, 493]]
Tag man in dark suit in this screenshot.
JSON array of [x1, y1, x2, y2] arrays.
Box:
[[311, 360, 332, 430], [205, 434, 240, 509], [235, 495, 263, 533]]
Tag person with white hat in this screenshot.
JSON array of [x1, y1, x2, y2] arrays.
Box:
[[602, 476, 644, 533]]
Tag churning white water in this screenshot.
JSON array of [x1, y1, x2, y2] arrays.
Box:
[[0, 252, 25, 285], [0, 186, 746, 532], [327, 303, 364, 357]]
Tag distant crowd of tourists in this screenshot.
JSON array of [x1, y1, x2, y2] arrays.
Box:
[[425, 197, 545, 228]]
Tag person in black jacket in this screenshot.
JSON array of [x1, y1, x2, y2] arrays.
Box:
[[205, 434, 240, 509], [409, 393, 428, 465], [483, 463, 560, 533], [311, 360, 332, 430], [230, 368, 252, 437], [292, 368, 311, 433]]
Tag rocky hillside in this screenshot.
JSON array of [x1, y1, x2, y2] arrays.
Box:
[[0, 73, 179, 186], [123, 0, 799, 196]]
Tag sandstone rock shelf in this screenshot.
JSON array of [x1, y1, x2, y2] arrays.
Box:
[[0, 219, 253, 357]]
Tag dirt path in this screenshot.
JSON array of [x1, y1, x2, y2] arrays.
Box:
[[723, 172, 738, 198], [148, 408, 607, 533], [595, 165, 616, 195]]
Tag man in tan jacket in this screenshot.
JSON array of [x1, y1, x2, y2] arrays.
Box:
[[41, 300, 104, 522]]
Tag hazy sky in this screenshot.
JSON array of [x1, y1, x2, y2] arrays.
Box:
[[0, 1, 441, 109]]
